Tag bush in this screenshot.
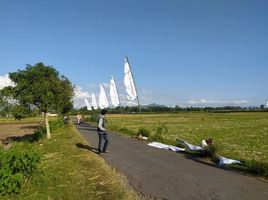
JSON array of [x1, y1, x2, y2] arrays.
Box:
[[28, 126, 46, 143], [151, 123, 169, 142], [11, 105, 29, 121], [0, 145, 40, 195], [90, 114, 99, 123], [137, 128, 150, 137]]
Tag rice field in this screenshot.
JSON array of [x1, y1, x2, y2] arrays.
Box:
[[106, 112, 268, 164]]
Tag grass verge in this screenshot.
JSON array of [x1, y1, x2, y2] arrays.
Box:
[[1, 120, 140, 200]]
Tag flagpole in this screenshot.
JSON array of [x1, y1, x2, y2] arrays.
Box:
[[125, 56, 142, 129]]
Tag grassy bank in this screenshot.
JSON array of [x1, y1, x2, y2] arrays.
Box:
[[1, 120, 140, 199]]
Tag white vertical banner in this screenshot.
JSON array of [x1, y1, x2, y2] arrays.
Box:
[[124, 57, 137, 101], [84, 98, 92, 110], [99, 84, 109, 109], [91, 93, 98, 110], [110, 76, 120, 107]]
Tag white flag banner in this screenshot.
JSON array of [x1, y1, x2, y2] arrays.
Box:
[[124, 57, 137, 101], [99, 84, 109, 109], [110, 76, 120, 107], [84, 98, 92, 111], [91, 93, 98, 110]]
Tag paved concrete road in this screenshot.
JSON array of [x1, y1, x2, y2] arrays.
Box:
[[75, 122, 268, 200]]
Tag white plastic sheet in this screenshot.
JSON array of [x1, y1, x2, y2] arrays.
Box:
[[179, 140, 204, 151], [218, 156, 241, 166], [148, 142, 185, 152]]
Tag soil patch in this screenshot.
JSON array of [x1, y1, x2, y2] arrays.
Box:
[[0, 123, 40, 140]]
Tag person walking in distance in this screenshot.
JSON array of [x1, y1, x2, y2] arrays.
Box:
[[97, 109, 109, 154]]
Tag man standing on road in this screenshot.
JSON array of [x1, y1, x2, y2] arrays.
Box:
[[97, 109, 109, 154]]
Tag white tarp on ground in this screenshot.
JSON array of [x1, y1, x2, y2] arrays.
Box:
[[149, 140, 242, 167], [218, 156, 242, 167], [178, 140, 204, 151], [179, 140, 241, 166], [148, 142, 185, 152]]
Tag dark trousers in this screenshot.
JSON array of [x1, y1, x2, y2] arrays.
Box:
[[98, 131, 109, 152]]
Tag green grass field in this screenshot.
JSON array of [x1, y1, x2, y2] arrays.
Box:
[[105, 112, 268, 165]]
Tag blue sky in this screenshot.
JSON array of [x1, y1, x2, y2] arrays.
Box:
[[0, 0, 267, 108]]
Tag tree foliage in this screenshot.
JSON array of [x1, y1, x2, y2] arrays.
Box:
[[7, 63, 74, 114], [0, 89, 13, 117], [11, 105, 29, 120]]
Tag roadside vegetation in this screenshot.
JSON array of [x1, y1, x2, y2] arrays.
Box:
[[87, 112, 268, 178], [0, 119, 140, 199]]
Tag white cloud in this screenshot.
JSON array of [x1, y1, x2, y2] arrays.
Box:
[[101, 82, 109, 88], [187, 99, 250, 107], [139, 88, 153, 105], [232, 100, 249, 104], [141, 88, 152, 95], [0, 74, 14, 89], [88, 83, 98, 88], [73, 85, 91, 108]]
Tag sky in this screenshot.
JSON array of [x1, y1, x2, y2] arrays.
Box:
[[0, 0, 267, 108]]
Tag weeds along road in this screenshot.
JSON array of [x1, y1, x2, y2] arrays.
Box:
[[75, 122, 268, 200]]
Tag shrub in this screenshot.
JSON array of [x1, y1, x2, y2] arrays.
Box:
[[151, 123, 169, 142], [11, 105, 29, 121], [90, 114, 99, 123], [137, 128, 150, 137], [0, 145, 40, 195], [28, 126, 46, 143]]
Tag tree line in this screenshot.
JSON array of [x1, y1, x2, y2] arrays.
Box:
[[73, 104, 268, 115]]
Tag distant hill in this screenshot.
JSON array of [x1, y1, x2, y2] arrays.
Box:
[[142, 103, 167, 108]]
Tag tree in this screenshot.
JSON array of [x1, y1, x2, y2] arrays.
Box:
[[0, 89, 13, 117], [1, 63, 74, 139], [260, 104, 265, 110], [11, 105, 29, 120]]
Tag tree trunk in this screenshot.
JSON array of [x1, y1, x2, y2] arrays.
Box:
[[45, 113, 51, 139]]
